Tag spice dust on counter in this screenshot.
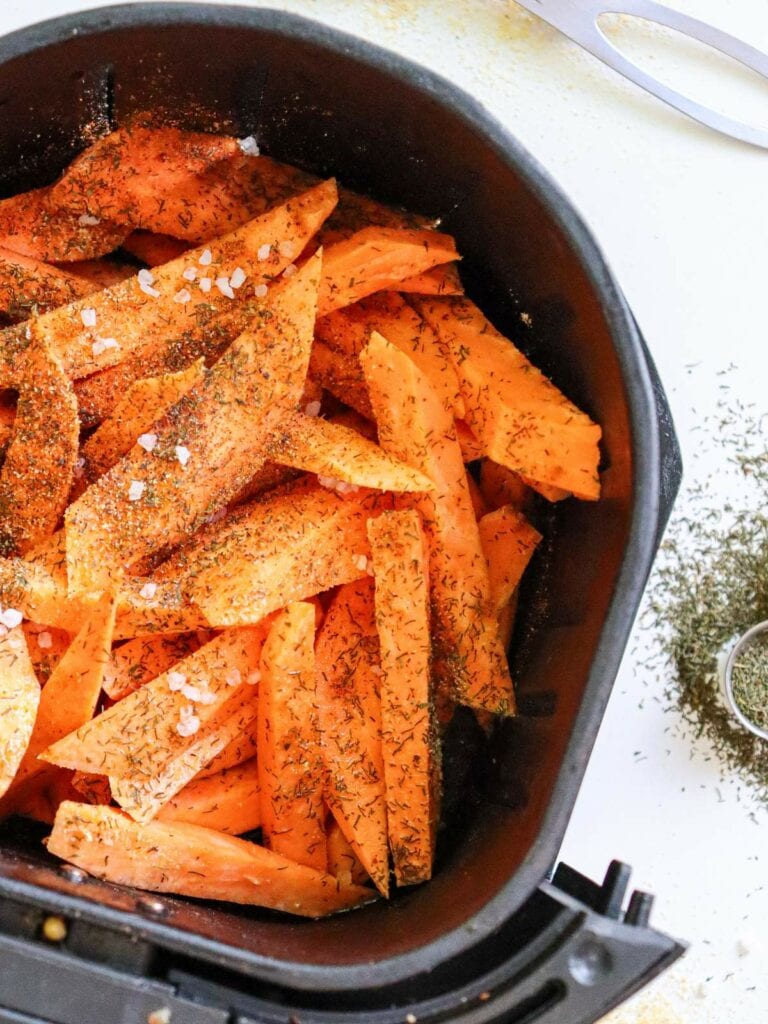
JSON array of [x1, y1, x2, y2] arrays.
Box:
[[645, 395, 768, 804]]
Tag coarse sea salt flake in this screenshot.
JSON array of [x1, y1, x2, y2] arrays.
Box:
[[354, 554, 368, 572], [305, 400, 321, 417], [37, 631, 53, 650], [92, 337, 119, 357], [80, 308, 97, 327], [215, 277, 235, 299], [78, 213, 101, 226], [182, 266, 197, 282], [0, 608, 23, 629], [278, 240, 294, 258], [246, 670, 261, 686], [137, 433, 157, 452], [199, 277, 212, 293], [138, 268, 154, 286], [127, 480, 145, 501], [199, 248, 213, 267], [175, 445, 191, 467], [225, 668, 241, 687], [254, 283, 268, 299], [139, 280, 161, 298], [174, 288, 192, 304], [282, 263, 297, 278], [176, 716, 200, 737], [238, 135, 260, 156], [139, 582, 158, 600], [257, 243, 271, 262], [167, 671, 187, 692], [229, 266, 246, 289]]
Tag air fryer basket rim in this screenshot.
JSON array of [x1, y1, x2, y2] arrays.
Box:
[[0, 3, 669, 991]]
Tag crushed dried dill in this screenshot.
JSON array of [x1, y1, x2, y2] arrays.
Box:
[[646, 397, 768, 805], [731, 635, 768, 732]]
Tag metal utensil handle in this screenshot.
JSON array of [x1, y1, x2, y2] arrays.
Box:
[[534, 0, 768, 149]]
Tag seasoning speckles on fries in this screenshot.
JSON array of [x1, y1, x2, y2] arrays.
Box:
[[0, 120, 601, 915]]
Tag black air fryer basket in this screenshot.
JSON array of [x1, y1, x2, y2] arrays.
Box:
[[0, 7, 684, 1023]]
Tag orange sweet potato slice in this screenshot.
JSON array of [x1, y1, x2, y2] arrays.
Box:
[[47, 801, 374, 916], [80, 359, 205, 483], [25, 178, 336, 382], [65, 253, 322, 594], [196, 723, 259, 781], [268, 412, 434, 493], [0, 184, 127, 262], [0, 338, 78, 556], [259, 603, 326, 871], [413, 296, 602, 500], [0, 247, 94, 318], [22, 622, 71, 685], [318, 228, 459, 315], [157, 759, 260, 835], [316, 292, 464, 417], [315, 578, 388, 896], [308, 341, 373, 419], [478, 459, 531, 511], [103, 631, 208, 701], [326, 819, 370, 887], [179, 485, 384, 628], [59, 259, 135, 290], [397, 263, 463, 296], [49, 125, 240, 234], [71, 771, 113, 806], [361, 331, 514, 714], [13, 592, 117, 789], [41, 627, 265, 782], [478, 506, 542, 612], [110, 682, 261, 824], [0, 626, 40, 799], [367, 509, 437, 886]]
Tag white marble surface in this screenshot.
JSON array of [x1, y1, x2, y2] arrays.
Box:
[[2, 1, 767, 1020]]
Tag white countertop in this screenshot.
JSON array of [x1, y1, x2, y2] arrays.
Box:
[[3, 1, 767, 1020]]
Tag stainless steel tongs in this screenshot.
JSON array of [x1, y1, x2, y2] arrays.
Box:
[[514, 0, 768, 149]]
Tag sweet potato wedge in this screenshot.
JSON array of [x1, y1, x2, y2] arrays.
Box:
[[13, 592, 117, 788], [315, 578, 389, 896], [478, 459, 531, 512], [478, 506, 542, 612], [318, 228, 459, 315], [413, 296, 602, 500], [23, 178, 336, 383], [0, 184, 127, 262], [0, 248, 93, 318], [41, 627, 265, 782], [80, 359, 205, 483], [60, 259, 135, 290], [22, 622, 71, 685], [71, 771, 113, 806], [397, 263, 463, 296], [308, 340, 373, 419], [361, 331, 514, 714], [0, 626, 40, 799], [258, 604, 326, 870], [47, 801, 374, 917], [65, 253, 322, 594], [0, 338, 78, 556], [103, 631, 207, 701], [121, 231, 189, 265], [268, 412, 434, 493], [178, 485, 386, 628], [326, 819, 370, 887], [368, 509, 437, 886], [157, 759, 260, 835]]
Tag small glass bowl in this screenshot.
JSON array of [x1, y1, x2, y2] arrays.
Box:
[[721, 621, 768, 742]]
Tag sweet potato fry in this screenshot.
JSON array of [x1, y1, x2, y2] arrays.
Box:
[[103, 631, 207, 701], [268, 412, 434, 493], [0, 338, 78, 556], [196, 725, 259, 780], [0, 626, 40, 799], [179, 485, 385, 628], [318, 228, 459, 315], [478, 459, 531, 511], [59, 259, 135, 290], [13, 592, 117, 788], [326, 819, 370, 887], [361, 332, 514, 714], [121, 231, 189, 265], [316, 292, 464, 417], [397, 263, 463, 296], [368, 510, 437, 886], [258, 603, 326, 871], [157, 759, 260, 834], [1, 768, 79, 825], [478, 506, 542, 612], [315, 579, 388, 896], [0, 184, 127, 262], [413, 296, 602, 500], [42, 627, 265, 781], [110, 683, 260, 824], [0, 248, 93, 318], [65, 253, 322, 594], [22, 178, 336, 383], [47, 802, 374, 917], [308, 340, 373, 419], [71, 771, 112, 806], [80, 359, 205, 483]]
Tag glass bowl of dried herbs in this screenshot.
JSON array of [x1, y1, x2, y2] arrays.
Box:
[[723, 622, 768, 741]]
